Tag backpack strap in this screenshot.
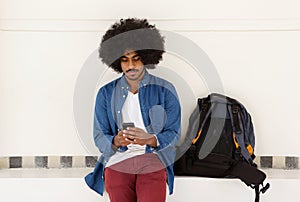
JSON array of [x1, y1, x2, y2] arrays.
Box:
[[227, 160, 270, 202], [187, 98, 211, 170], [192, 98, 211, 144], [229, 104, 254, 164], [253, 183, 270, 202], [188, 97, 215, 170], [199, 98, 211, 126], [255, 186, 260, 202], [232, 104, 241, 133]]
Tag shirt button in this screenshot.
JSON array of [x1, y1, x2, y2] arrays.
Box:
[[117, 111, 120, 114], [123, 95, 125, 98]]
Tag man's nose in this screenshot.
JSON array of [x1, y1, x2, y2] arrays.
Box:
[[128, 59, 135, 68]]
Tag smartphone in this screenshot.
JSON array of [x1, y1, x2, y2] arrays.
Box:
[[122, 122, 135, 130], [122, 122, 135, 141]]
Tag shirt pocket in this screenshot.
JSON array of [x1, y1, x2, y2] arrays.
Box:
[[148, 105, 166, 134]]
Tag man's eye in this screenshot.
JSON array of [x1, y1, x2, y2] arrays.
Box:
[[134, 56, 141, 61], [121, 58, 128, 62]]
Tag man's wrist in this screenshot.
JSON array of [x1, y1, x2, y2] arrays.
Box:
[[113, 136, 120, 148], [147, 135, 158, 147]]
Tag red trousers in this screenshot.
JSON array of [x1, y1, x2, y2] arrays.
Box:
[[104, 154, 167, 202]]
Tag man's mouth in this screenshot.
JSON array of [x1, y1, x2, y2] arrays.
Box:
[[126, 69, 138, 73]]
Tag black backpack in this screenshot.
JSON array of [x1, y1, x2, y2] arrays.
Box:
[[174, 93, 270, 202]]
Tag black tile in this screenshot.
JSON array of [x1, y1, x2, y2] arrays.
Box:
[[35, 156, 48, 168], [285, 157, 298, 169], [85, 156, 97, 167], [60, 156, 72, 168], [260, 156, 273, 168], [9, 157, 22, 168]]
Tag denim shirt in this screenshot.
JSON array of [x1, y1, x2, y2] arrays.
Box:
[[85, 71, 181, 195]]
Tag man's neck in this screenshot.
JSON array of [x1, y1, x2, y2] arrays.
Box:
[[125, 69, 146, 94], [127, 79, 139, 94]]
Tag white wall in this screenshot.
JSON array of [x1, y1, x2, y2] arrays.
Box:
[[1, 0, 300, 156]]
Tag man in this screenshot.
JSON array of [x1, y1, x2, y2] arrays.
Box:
[[85, 18, 181, 202]]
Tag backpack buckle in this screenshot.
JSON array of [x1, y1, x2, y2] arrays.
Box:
[[201, 103, 208, 112], [261, 183, 270, 194], [232, 105, 239, 113]]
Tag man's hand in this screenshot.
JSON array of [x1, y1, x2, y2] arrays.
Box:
[[122, 127, 158, 147], [113, 130, 133, 148]]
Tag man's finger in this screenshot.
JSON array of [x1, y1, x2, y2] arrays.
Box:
[[126, 127, 143, 132], [122, 130, 138, 136]]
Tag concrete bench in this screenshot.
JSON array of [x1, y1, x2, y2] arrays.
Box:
[[0, 168, 299, 202]]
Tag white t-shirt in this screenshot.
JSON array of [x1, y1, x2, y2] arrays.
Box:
[[105, 91, 146, 167]]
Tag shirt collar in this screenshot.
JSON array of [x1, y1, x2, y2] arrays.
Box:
[[119, 70, 150, 89]]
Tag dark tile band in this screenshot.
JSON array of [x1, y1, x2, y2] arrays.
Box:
[[35, 156, 48, 168], [9, 156, 22, 168], [0, 156, 298, 170]]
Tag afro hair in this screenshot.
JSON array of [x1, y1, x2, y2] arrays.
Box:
[[99, 18, 165, 73]]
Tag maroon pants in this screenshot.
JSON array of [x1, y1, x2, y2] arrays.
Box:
[[104, 154, 167, 202]]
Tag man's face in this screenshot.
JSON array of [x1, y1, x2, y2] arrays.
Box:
[[120, 51, 145, 81]]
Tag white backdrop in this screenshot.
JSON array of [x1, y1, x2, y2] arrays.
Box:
[[1, 0, 300, 156]]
